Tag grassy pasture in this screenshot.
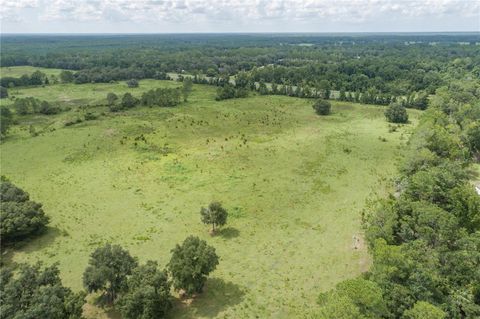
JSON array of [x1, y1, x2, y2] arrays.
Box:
[[1, 79, 419, 318], [0, 66, 64, 78]]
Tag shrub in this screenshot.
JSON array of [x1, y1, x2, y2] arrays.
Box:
[[126, 79, 139, 88], [385, 102, 408, 123], [312, 99, 331, 115]]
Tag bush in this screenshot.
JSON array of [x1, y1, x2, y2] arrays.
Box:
[[127, 79, 139, 88], [312, 99, 331, 115], [38, 101, 61, 115], [0, 86, 8, 98], [121, 93, 139, 109], [385, 102, 408, 123]]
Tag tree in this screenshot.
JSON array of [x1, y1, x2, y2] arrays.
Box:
[[118, 261, 172, 319], [0, 263, 85, 319], [0, 86, 8, 98], [0, 178, 50, 242], [83, 243, 138, 304], [200, 202, 228, 233], [59, 70, 74, 83], [121, 92, 138, 109], [403, 301, 446, 319], [313, 99, 331, 115], [127, 79, 139, 88], [182, 78, 193, 101], [38, 101, 60, 115], [215, 84, 236, 101], [107, 92, 118, 106], [30, 71, 45, 85], [258, 81, 269, 95], [385, 102, 408, 123], [1, 106, 13, 135], [168, 236, 219, 296], [317, 80, 331, 99]]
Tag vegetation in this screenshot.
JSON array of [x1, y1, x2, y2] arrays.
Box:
[[118, 261, 172, 319], [168, 236, 219, 296], [0, 82, 421, 317], [385, 102, 409, 123], [83, 243, 138, 304], [200, 202, 228, 233], [0, 106, 13, 135], [0, 178, 49, 242], [318, 80, 480, 318], [1, 33, 479, 319], [312, 99, 331, 116], [0, 263, 85, 319], [126, 79, 139, 88]]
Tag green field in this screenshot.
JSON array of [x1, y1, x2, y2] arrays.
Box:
[[1, 73, 419, 318], [0, 66, 64, 78]]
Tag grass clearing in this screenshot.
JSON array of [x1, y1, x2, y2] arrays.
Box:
[[0, 66, 65, 78], [1, 81, 420, 318]]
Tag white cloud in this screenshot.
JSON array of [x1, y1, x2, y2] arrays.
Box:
[[1, 0, 479, 31], [0, 0, 38, 22]]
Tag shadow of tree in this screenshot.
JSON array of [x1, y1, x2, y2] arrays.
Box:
[[1, 226, 62, 265], [172, 277, 245, 318], [216, 227, 240, 239]]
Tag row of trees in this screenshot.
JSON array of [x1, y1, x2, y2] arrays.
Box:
[[107, 80, 192, 112], [82, 236, 219, 319], [13, 97, 61, 115], [0, 70, 49, 88], [315, 80, 480, 318]]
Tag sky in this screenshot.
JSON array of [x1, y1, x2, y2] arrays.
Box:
[[0, 0, 479, 34]]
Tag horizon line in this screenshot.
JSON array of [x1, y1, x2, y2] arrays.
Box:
[[1, 31, 480, 36]]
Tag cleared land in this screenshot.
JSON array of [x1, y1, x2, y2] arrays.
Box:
[[0, 66, 64, 78], [1, 70, 419, 318]]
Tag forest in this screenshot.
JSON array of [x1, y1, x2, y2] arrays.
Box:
[[0, 33, 479, 319]]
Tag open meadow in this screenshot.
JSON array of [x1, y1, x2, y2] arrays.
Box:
[[0, 74, 420, 318]]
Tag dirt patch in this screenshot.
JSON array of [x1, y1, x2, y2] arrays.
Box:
[[103, 128, 117, 137], [352, 233, 365, 251]]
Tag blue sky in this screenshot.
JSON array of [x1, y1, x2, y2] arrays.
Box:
[[1, 0, 479, 33]]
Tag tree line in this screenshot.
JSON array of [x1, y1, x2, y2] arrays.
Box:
[[314, 80, 480, 318]]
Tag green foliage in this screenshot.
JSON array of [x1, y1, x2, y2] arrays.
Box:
[[127, 79, 139, 88], [118, 261, 172, 319], [200, 201, 228, 232], [315, 293, 364, 319], [83, 243, 138, 304], [403, 301, 446, 319], [312, 99, 331, 115], [317, 278, 386, 319], [385, 102, 408, 123], [168, 236, 219, 296], [182, 78, 193, 101], [0, 106, 13, 135], [59, 70, 75, 83], [0, 179, 49, 242], [215, 84, 236, 101], [0, 86, 8, 98], [141, 87, 181, 107], [107, 92, 118, 106], [0, 263, 85, 319], [121, 92, 139, 109]]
